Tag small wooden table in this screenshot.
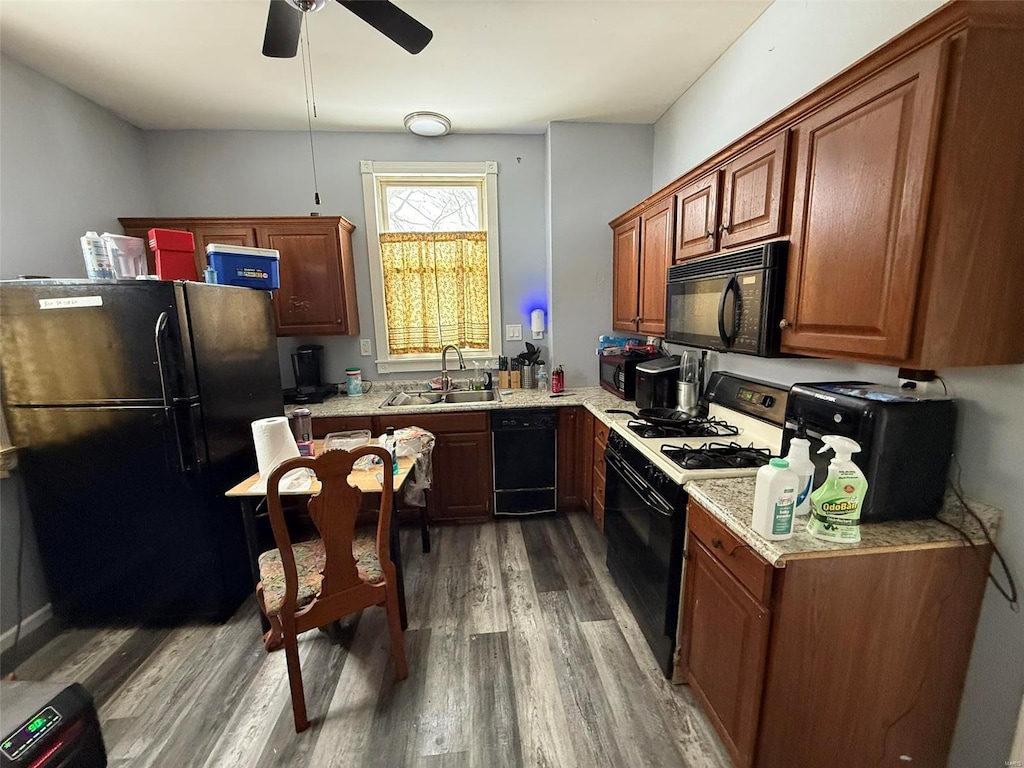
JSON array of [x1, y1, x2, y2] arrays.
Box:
[[226, 443, 422, 630]]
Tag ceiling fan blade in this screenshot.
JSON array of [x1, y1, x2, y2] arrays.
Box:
[[263, 0, 303, 58], [336, 1, 433, 55]]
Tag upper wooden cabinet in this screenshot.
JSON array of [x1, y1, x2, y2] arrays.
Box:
[[781, 46, 944, 361], [119, 216, 359, 338], [720, 132, 788, 250], [675, 172, 719, 261], [637, 196, 674, 335], [611, 216, 641, 333], [612, 199, 674, 335], [612, 2, 1024, 367]]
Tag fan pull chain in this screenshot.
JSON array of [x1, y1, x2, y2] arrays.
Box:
[[300, 15, 321, 206]]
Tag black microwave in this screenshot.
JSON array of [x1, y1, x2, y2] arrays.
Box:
[[665, 241, 787, 356], [599, 354, 646, 399]]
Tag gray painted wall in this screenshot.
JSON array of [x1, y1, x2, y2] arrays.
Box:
[[0, 54, 155, 280], [653, 3, 1023, 765], [0, 55, 157, 635], [547, 122, 653, 386], [141, 130, 547, 385]]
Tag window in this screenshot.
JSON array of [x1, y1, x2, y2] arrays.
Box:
[[361, 161, 501, 374]]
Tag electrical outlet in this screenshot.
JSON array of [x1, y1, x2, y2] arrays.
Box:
[[505, 324, 523, 341], [359, 338, 372, 356]]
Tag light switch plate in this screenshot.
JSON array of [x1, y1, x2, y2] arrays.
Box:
[[505, 324, 523, 341], [359, 339, 372, 356]]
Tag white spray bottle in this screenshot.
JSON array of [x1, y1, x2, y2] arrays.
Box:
[[783, 437, 815, 517]]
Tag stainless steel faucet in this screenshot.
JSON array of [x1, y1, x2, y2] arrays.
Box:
[[440, 345, 466, 392]]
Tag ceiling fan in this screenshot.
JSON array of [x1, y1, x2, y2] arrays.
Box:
[[262, 0, 433, 58]]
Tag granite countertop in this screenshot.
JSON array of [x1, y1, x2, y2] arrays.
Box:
[[286, 382, 632, 421], [685, 477, 1002, 567]]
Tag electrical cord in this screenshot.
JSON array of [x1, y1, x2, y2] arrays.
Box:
[[935, 455, 1018, 610]]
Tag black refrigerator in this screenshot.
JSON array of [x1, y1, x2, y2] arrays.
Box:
[[0, 280, 284, 623]]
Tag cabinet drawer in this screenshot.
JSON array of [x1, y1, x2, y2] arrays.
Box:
[[311, 416, 374, 439], [593, 420, 610, 448], [687, 501, 772, 604], [377, 411, 488, 435]]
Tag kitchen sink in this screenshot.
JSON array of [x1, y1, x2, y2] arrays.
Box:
[[380, 389, 501, 407], [443, 390, 500, 404], [381, 391, 444, 407]]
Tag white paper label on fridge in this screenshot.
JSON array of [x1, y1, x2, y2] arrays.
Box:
[[39, 296, 104, 310]]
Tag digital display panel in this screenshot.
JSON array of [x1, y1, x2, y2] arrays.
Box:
[[1, 706, 62, 760]]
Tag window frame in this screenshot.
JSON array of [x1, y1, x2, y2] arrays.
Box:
[[360, 160, 502, 375]]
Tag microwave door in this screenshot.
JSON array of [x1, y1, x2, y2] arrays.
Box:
[[666, 275, 733, 349]]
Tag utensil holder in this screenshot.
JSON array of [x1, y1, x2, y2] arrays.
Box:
[[521, 364, 537, 389]]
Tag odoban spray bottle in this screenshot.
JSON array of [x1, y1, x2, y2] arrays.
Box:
[[806, 436, 867, 543]]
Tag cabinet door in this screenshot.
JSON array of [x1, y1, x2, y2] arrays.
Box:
[[637, 197, 674, 336], [781, 45, 945, 361], [611, 217, 641, 332], [720, 132, 788, 249], [556, 407, 582, 508], [432, 431, 492, 521], [675, 171, 720, 261], [683, 538, 770, 768], [191, 225, 257, 282], [256, 223, 353, 336], [580, 408, 594, 513]]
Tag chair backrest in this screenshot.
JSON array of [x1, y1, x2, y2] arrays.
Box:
[[265, 445, 394, 615]]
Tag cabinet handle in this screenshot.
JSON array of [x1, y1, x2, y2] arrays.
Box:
[[721, 223, 730, 233], [779, 319, 790, 329], [711, 538, 723, 549], [705, 230, 713, 239]]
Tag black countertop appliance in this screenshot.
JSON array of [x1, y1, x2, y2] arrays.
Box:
[[635, 355, 680, 410], [782, 382, 956, 521], [0, 280, 284, 622]]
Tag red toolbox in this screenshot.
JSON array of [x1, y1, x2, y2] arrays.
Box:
[[148, 229, 197, 281]]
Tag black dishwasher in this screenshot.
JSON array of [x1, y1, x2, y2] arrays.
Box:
[[491, 409, 557, 516]]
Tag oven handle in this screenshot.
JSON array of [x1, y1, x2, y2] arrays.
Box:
[[606, 451, 674, 518], [717, 275, 739, 347]]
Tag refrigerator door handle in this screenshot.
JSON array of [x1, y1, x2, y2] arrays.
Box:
[[155, 311, 189, 473]]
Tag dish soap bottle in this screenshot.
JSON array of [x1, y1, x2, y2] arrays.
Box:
[[384, 427, 399, 475], [807, 436, 867, 543], [751, 458, 798, 540], [784, 437, 815, 517]]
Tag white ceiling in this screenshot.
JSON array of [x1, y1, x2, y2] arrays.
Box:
[[0, 0, 771, 133]]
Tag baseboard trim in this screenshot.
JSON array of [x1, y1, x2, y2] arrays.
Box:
[[0, 603, 53, 652]]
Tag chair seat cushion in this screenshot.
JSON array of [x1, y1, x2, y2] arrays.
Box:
[[257, 532, 384, 618]]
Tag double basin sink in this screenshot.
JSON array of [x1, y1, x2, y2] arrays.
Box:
[[380, 389, 501, 408]]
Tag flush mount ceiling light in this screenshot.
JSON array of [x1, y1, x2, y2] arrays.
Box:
[[404, 112, 451, 137]]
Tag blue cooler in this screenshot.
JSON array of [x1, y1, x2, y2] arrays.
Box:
[[206, 244, 280, 289]]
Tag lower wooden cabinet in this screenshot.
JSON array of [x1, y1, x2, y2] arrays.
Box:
[[557, 406, 592, 509], [591, 418, 609, 532], [679, 500, 993, 767], [374, 411, 491, 523], [580, 408, 594, 513], [682, 538, 770, 768]]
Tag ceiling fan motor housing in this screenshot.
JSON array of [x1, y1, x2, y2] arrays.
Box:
[[286, 0, 326, 13]]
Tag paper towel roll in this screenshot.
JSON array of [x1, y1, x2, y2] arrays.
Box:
[[251, 416, 311, 494]]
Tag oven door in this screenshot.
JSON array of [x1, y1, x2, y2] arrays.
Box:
[[603, 448, 684, 677]]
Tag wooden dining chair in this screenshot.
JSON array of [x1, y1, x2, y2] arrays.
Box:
[[256, 446, 408, 732]]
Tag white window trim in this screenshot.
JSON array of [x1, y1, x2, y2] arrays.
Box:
[[360, 160, 502, 375]]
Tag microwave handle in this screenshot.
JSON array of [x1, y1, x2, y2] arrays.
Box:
[[717, 276, 739, 346]]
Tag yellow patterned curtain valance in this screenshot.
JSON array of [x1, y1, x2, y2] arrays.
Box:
[[379, 230, 490, 355]]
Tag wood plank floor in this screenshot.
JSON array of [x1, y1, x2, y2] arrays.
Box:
[[13, 512, 729, 768]]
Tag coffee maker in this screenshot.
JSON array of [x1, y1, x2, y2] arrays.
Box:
[[283, 344, 335, 404]]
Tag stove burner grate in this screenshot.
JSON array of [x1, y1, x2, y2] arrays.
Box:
[[626, 417, 740, 440], [660, 441, 772, 470]]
